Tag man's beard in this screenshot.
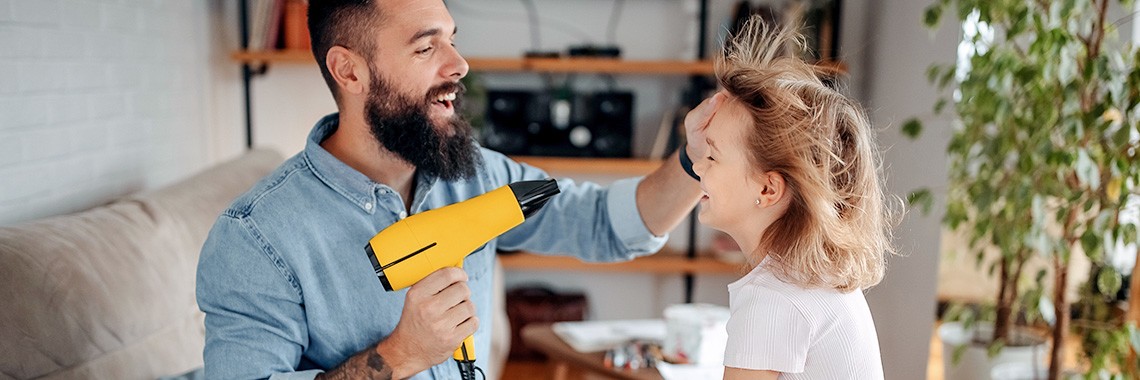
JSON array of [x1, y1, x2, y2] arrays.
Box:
[[365, 73, 480, 181]]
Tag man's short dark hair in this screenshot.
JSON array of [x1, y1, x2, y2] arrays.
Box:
[[308, 0, 383, 102]]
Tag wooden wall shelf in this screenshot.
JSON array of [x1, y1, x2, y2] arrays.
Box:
[[472, 57, 713, 75], [499, 251, 742, 275], [230, 50, 847, 76], [233, 49, 315, 63], [510, 156, 662, 176]]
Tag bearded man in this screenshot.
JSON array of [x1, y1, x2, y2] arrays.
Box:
[[196, 0, 713, 379]]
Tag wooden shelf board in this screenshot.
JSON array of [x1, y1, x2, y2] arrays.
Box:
[[510, 156, 662, 176], [472, 57, 713, 75], [231, 50, 847, 75], [499, 251, 742, 275], [232, 49, 315, 63]]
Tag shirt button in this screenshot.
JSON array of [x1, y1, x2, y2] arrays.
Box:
[[398, 211, 408, 220], [364, 202, 373, 211]]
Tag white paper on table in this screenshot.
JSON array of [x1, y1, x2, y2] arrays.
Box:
[[655, 361, 723, 380], [550, 319, 666, 353]]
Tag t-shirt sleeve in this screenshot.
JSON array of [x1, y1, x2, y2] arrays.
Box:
[[723, 283, 812, 373]]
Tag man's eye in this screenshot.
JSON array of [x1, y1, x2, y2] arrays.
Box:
[[706, 156, 715, 161], [416, 47, 433, 55]]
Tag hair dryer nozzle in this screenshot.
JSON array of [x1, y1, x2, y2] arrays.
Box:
[[508, 179, 560, 218]]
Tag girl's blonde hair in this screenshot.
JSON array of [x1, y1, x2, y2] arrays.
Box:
[[715, 16, 896, 292]]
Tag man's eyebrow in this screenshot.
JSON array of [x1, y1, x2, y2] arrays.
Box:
[[408, 26, 458, 44]]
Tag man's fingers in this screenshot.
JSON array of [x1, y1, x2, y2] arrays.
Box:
[[685, 92, 724, 131], [410, 267, 468, 297], [433, 281, 472, 311], [442, 299, 477, 329], [454, 314, 479, 338]]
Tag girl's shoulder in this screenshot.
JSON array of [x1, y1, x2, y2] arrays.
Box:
[[729, 266, 807, 313], [730, 261, 811, 298], [731, 263, 867, 316]]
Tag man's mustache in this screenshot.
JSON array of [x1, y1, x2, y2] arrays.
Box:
[[424, 81, 466, 104]]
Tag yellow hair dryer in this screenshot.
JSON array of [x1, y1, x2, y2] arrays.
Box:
[[364, 179, 559, 378]]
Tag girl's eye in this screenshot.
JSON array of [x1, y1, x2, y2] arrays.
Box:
[[706, 156, 715, 161]]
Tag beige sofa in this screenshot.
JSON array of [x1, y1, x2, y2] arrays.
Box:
[[0, 148, 510, 380], [0, 149, 283, 379]]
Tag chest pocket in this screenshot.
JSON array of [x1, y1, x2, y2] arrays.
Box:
[[463, 243, 494, 282]]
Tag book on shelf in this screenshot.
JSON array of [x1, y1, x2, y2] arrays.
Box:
[[283, 0, 311, 50], [246, 0, 309, 52], [247, 0, 283, 51]]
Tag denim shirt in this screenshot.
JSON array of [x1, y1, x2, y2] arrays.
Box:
[[196, 114, 667, 380]]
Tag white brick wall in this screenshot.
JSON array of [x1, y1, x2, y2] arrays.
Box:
[[0, 0, 228, 225]]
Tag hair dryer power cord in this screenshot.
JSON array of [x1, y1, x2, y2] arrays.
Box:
[[455, 361, 485, 380]]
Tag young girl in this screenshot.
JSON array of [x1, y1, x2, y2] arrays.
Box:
[[684, 16, 893, 379]]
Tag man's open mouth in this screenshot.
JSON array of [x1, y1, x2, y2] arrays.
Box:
[[432, 91, 457, 110]]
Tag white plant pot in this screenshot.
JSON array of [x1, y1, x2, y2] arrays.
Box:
[[939, 322, 1048, 380]]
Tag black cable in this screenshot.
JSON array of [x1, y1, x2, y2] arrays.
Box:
[[455, 341, 479, 380], [606, 0, 625, 45], [239, 0, 253, 149], [520, 0, 541, 51], [456, 360, 476, 380]]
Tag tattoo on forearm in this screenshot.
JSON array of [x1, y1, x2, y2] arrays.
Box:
[[366, 349, 390, 374], [316, 346, 394, 380]]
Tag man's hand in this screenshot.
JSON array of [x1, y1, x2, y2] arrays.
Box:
[[379, 267, 478, 377], [683, 91, 724, 161], [319, 267, 476, 380], [632, 91, 724, 236]]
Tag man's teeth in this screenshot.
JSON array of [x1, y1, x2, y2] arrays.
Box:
[[435, 92, 457, 103]]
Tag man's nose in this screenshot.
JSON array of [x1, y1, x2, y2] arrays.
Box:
[[443, 44, 468, 80]]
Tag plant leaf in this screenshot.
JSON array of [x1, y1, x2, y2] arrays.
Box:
[[934, 98, 948, 115], [907, 188, 934, 215], [902, 118, 924, 139], [1096, 267, 1123, 299], [924, 3, 945, 29]]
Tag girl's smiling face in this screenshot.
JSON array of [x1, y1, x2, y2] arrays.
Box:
[[692, 98, 766, 232]]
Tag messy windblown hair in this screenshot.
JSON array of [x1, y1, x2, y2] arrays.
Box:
[[716, 16, 897, 292]]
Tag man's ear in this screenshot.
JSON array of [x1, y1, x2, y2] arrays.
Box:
[[326, 46, 368, 96], [757, 171, 786, 207]]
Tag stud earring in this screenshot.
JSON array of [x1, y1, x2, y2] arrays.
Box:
[[755, 199, 761, 206]]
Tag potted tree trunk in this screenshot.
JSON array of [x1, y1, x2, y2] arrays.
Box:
[[908, 0, 1140, 378]]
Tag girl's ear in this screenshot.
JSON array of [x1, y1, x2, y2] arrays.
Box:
[[757, 171, 786, 207]]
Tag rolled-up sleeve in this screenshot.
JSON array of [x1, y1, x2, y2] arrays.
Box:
[[604, 176, 668, 252], [487, 149, 667, 261], [197, 215, 317, 380]]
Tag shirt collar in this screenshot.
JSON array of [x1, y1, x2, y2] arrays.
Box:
[[303, 113, 378, 212], [303, 113, 438, 213], [300, 112, 442, 213]]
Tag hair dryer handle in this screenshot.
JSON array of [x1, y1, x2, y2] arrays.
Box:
[[453, 335, 476, 362], [450, 259, 475, 363]]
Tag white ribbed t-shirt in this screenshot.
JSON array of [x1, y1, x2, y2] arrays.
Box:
[[724, 259, 884, 379]]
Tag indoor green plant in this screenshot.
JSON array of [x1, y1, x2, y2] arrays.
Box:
[[907, 0, 1140, 377]]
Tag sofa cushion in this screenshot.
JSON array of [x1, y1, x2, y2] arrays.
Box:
[[0, 149, 283, 380]]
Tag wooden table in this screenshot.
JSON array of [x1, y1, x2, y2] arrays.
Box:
[[521, 323, 663, 380]]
